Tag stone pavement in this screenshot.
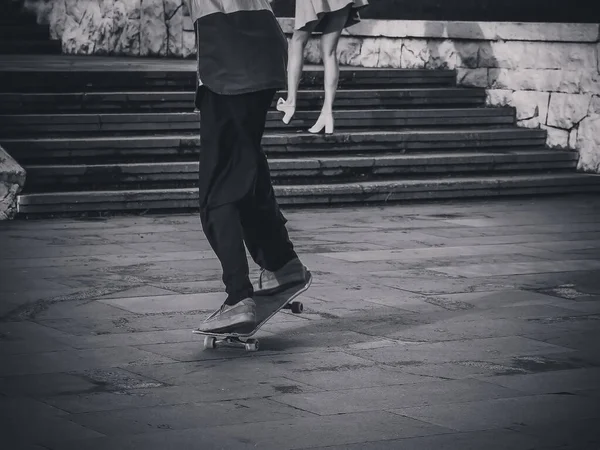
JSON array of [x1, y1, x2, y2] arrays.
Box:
[[1, 195, 600, 450]]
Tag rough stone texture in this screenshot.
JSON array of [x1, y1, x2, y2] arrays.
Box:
[[577, 114, 600, 173], [0, 146, 26, 220], [24, 0, 187, 57], [547, 93, 592, 130], [543, 126, 570, 149]]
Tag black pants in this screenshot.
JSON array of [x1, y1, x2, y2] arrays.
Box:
[[197, 87, 297, 305]]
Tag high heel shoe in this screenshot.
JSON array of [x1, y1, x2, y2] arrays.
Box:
[[276, 97, 295, 124], [308, 113, 334, 135]]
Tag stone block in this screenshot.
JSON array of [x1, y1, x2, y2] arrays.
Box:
[[486, 89, 514, 107], [271, 379, 521, 415], [140, 0, 167, 56], [511, 90, 550, 127], [0, 146, 26, 221], [48, 0, 67, 40], [547, 93, 592, 130], [358, 38, 382, 68], [581, 70, 600, 95], [455, 42, 480, 68], [182, 30, 195, 58], [569, 128, 579, 149], [401, 39, 430, 69], [457, 68, 488, 88], [427, 40, 458, 69], [377, 38, 402, 68], [165, 0, 184, 57], [336, 37, 363, 66], [303, 37, 322, 64], [480, 41, 598, 70], [543, 126, 570, 148], [489, 68, 583, 94], [395, 395, 600, 433], [576, 113, 600, 173]]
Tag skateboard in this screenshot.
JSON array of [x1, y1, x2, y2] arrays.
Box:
[[193, 272, 313, 352]]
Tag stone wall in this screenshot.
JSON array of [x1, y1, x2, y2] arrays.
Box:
[[23, 0, 197, 57], [0, 146, 26, 220], [21, 1, 600, 173]]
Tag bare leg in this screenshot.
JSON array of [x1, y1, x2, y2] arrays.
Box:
[[308, 9, 348, 135], [277, 28, 313, 124]]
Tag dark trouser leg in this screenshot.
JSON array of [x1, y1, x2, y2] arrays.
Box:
[[225, 89, 298, 272], [198, 87, 254, 306], [200, 203, 252, 305], [239, 152, 298, 272], [198, 88, 296, 305]]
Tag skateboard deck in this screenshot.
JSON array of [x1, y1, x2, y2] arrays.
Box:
[[193, 272, 312, 352]]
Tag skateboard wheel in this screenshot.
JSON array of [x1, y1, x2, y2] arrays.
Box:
[[245, 338, 259, 352], [290, 301, 303, 314], [203, 336, 217, 349]]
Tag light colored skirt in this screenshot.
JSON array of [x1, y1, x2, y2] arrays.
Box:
[[294, 0, 369, 32]]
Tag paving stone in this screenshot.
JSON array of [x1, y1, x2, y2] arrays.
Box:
[[512, 417, 600, 449], [42, 377, 321, 414], [0, 396, 103, 445], [371, 271, 522, 295], [322, 244, 553, 263], [270, 379, 524, 415], [0, 368, 164, 397], [387, 317, 555, 343], [0, 320, 75, 355], [43, 411, 449, 450], [69, 398, 314, 436], [94, 285, 179, 300], [283, 363, 436, 390], [311, 429, 545, 450], [127, 350, 373, 387], [431, 289, 571, 310], [348, 336, 573, 366], [398, 359, 533, 379], [70, 329, 196, 350], [481, 367, 600, 395], [99, 292, 225, 314], [430, 259, 600, 277], [0, 346, 177, 376], [421, 222, 600, 239], [34, 299, 136, 321], [523, 329, 600, 351], [37, 310, 208, 336], [393, 393, 600, 432]]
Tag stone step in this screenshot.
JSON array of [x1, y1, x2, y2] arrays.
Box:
[[0, 24, 50, 39], [0, 87, 486, 113], [0, 40, 62, 55], [0, 66, 457, 92], [17, 173, 600, 216], [2, 128, 547, 163], [0, 108, 516, 137], [20, 150, 578, 192]]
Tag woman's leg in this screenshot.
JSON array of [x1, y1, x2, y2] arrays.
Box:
[[309, 8, 349, 134], [277, 27, 313, 124]]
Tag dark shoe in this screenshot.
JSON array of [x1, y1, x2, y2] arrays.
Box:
[[197, 298, 256, 333], [254, 258, 310, 295]]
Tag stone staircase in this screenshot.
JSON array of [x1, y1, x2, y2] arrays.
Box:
[[1, 57, 598, 217], [0, 1, 61, 54]]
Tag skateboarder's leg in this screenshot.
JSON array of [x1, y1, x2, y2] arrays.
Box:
[[196, 89, 271, 332], [237, 136, 310, 295], [200, 203, 253, 305]]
